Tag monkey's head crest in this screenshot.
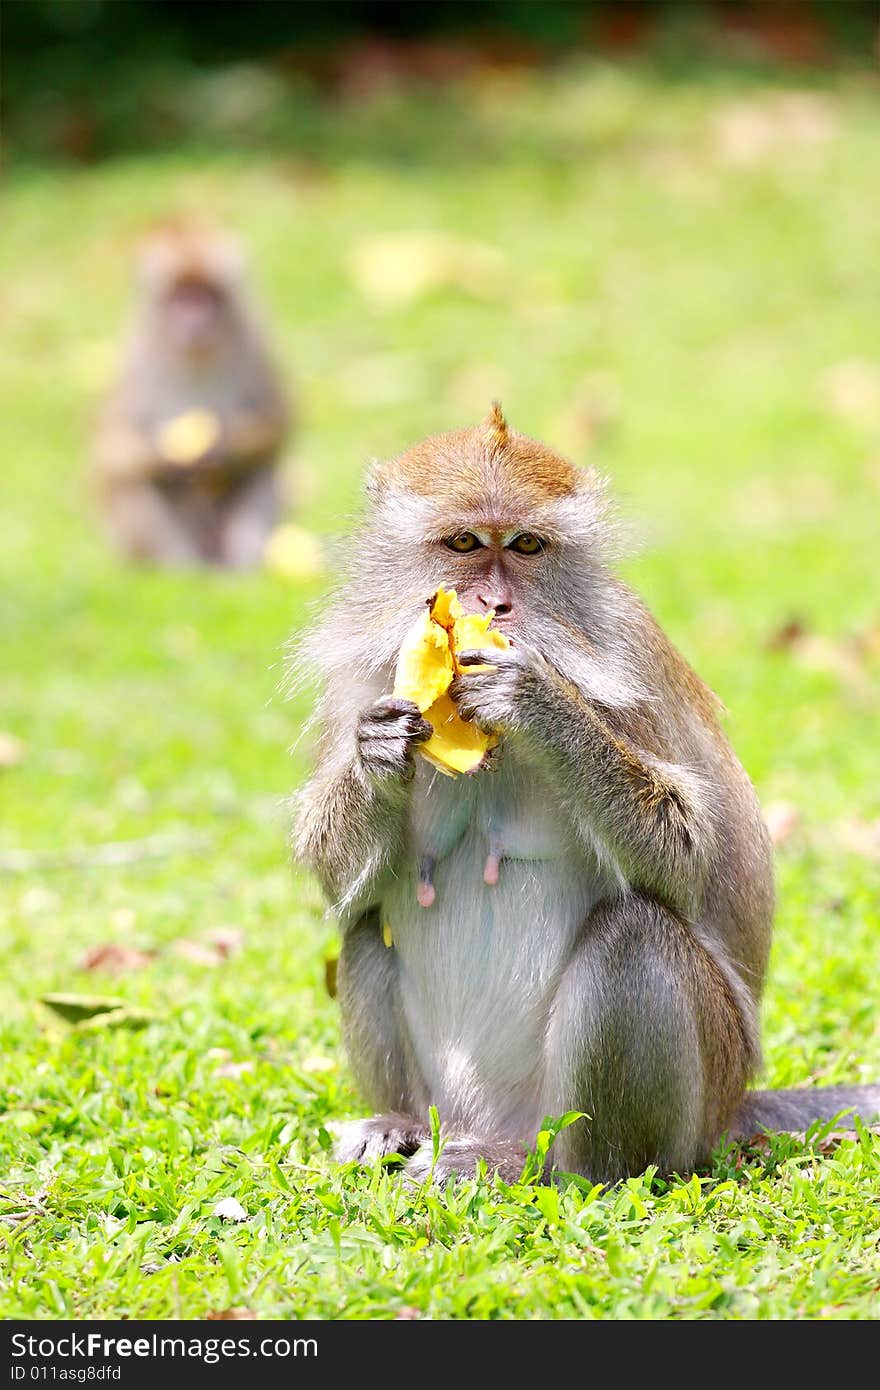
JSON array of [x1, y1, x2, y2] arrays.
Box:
[[367, 404, 597, 513], [482, 400, 510, 451]]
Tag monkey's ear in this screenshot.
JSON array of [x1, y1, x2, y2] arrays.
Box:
[[482, 400, 510, 449]]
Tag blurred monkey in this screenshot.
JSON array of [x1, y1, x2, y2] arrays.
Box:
[[94, 226, 290, 567]]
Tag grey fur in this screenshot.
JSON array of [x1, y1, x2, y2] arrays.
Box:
[[730, 1085, 880, 1138], [294, 414, 876, 1184]]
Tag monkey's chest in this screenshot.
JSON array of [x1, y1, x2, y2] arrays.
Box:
[[380, 758, 609, 1132], [405, 757, 575, 885]]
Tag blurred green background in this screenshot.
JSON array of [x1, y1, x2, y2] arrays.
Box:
[[2, 0, 879, 1320]]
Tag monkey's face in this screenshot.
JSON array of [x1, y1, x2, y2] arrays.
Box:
[[343, 410, 612, 679], [161, 277, 227, 359], [433, 527, 548, 630]]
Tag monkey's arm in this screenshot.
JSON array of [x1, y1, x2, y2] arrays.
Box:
[[224, 410, 287, 466], [454, 648, 716, 909], [294, 695, 431, 921], [94, 414, 164, 481]]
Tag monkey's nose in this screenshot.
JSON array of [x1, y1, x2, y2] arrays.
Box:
[[477, 590, 512, 617]]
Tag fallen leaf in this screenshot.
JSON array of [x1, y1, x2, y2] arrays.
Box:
[[20, 887, 60, 914], [819, 360, 880, 425], [714, 92, 837, 167], [78, 943, 156, 974], [73, 1007, 154, 1033], [213, 1060, 255, 1080], [765, 618, 807, 651], [40, 992, 126, 1023], [838, 820, 880, 860], [765, 619, 874, 695], [0, 733, 25, 769], [263, 523, 325, 581], [204, 926, 244, 959], [174, 940, 223, 967], [325, 954, 338, 999], [762, 801, 800, 846], [213, 1197, 248, 1223], [349, 232, 503, 308], [789, 634, 871, 695], [394, 1307, 421, 1319], [301, 1055, 337, 1075], [798, 1126, 880, 1155], [207, 1309, 257, 1320]]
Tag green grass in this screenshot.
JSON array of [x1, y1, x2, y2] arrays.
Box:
[[2, 56, 879, 1320]]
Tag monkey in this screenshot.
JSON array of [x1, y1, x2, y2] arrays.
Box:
[[293, 405, 880, 1185], [94, 226, 290, 568]]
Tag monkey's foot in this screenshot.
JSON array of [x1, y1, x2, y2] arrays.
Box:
[[405, 1135, 527, 1186], [333, 1112, 429, 1165]]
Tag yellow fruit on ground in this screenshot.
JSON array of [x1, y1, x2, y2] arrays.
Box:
[[392, 587, 510, 776], [156, 408, 221, 465]]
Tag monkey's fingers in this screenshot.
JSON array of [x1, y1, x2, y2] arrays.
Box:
[[457, 647, 517, 669], [370, 696, 427, 722]]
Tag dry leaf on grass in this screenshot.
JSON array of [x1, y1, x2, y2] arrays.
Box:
[[78, 943, 156, 974], [213, 1197, 248, 1223], [796, 1126, 880, 1155], [838, 820, 880, 860], [174, 940, 223, 967], [204, 926, 243, 958], [762, 801, 801, 846], [40, 993, 126, 1023], [714, 92, 837, 166], [174, 928, 243, 967], [349, 232, 504, 308], [765, 618, 807, 651], [40, 994, 155, 1032], [0, 733, 25, 769], [324, 954, 338, 999], [765, 618, 876, 697], [818, 360, 880, 425], [73, 1007, 154, 1033], [263, 524, 325, 581], [301, 1055, 337, 1075], [206, 1309, 257, 1320], [213, 1060, 255, 1080]]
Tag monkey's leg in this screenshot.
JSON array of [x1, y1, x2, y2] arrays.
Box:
[[217, 469, 280, 569], [103, 481, 205, 565], [544, 894, 751, 1183], [334, 910, 428, 1164]]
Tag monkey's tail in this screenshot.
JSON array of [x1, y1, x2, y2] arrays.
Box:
[[728, 1083, 880, 1139]]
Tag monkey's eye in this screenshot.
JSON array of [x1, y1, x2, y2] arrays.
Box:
[[508, 532, 545, 555], [443, 532, 483, 554]]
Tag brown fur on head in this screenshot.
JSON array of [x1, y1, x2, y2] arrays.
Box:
[[295, 409, 644, 713], [137, 223, 245, 296], [369, 402, 586, 520]]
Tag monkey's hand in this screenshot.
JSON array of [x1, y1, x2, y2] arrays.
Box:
[[452, 645, 539, 734], [356, 697, 433, 781]]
